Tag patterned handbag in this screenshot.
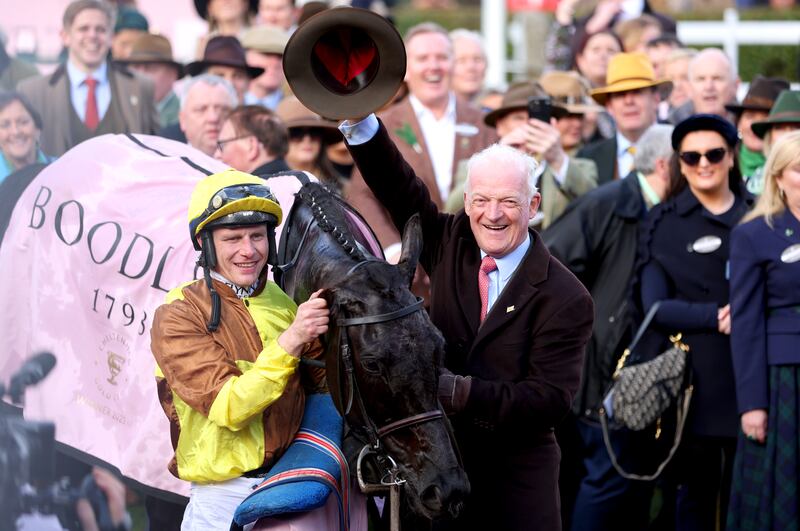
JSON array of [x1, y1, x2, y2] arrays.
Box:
[[599, 302, 694, 481]]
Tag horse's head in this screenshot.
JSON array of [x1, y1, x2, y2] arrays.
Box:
[[328, 215, 469, 520]]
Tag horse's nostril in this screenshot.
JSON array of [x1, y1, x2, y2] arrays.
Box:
[[421, 484, 444, 512]]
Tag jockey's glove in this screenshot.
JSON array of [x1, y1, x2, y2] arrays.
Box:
[[437, 368, 472, 415]]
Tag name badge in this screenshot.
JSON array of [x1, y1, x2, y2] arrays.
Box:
[[454, 123, 479, 137], [690, 235, 722, 254], [781, 243, 800, 264]]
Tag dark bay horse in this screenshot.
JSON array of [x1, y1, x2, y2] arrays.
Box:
[[275, 181, 469, 523]]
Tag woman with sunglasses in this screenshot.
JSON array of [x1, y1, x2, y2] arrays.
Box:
[[276, 96, 343, 192], [727, 131, 800, 531], [636, 114, 753, 530]]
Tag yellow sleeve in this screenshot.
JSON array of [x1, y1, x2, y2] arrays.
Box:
[[207, 338, 299, 431]]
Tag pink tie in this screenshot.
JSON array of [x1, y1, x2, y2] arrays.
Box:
[[84, 77, 99, 131], [478, 256, 497, 322]]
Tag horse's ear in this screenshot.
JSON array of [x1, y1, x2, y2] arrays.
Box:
[[397, 214, 422, 287]]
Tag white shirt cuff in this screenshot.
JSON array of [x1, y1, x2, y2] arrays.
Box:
[[339, 114, 380, 146]]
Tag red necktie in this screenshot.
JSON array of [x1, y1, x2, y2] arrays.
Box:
[[478, 256, 497, 322], [84, 77, 99, 131]]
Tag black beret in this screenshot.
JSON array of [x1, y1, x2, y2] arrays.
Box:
[[672, 113, 739, 150]]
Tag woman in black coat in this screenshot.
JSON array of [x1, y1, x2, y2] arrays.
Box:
[[727, 131, 800, 530], [637, 114, 752, 531]]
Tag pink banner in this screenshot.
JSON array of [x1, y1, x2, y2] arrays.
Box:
[[0, 134, 233, 497]]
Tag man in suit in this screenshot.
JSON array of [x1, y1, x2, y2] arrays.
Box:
[[577, 52, 664, 185], [18, 0, 158, 157], [344, 22, 496, 260], [340, 113, 593, 530], [178, 74, 237, 157], [668, 47, 739, 125]]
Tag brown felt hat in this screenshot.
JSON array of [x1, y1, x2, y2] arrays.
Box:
[[276, 96, 343, 145], [483, 81, 548, 128], [186, 35, 264, 79], [282, 7, 406, 120], [725, 75, 790, 116], [117, 33, 185, 78]]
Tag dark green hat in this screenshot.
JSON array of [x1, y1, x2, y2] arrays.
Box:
[[115, 8, 149, 34], [751, 90, 800, 139]]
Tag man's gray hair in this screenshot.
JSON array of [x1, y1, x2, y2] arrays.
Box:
[[179, 74, 238, 109], [449, 28, 485, 55], [688, 47, 737, 81], [465, 143, 539, 201], [404, 22, 450, 47], [634, 124, 675, 175]]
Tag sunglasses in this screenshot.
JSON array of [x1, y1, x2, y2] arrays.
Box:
[[679, 147, 727, 166]]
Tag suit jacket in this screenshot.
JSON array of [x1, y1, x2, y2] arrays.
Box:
[[347, 120, 594, 531], [577, 136, 617, 186], [345, 95, 497, 249], [18, 62, 159, 156], [729, 209, 800, 414]]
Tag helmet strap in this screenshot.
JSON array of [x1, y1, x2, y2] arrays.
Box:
[[204, 266, 222, 332], [267, 225, 278, 266], [197, 230, 221, 332]]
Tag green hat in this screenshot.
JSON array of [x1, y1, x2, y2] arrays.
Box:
[[115, 8, 149, 34], [752, 90, 800, 139]]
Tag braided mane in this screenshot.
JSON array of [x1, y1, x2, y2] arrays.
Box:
[[295, 182, 367, 262]]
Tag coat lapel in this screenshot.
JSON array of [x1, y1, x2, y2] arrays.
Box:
[[455, 236, 481, 331], [773, 209, 800, 245]]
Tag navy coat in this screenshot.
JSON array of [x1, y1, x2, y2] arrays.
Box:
[[638, 187, 752, 438], [729, 209, 800, 414]]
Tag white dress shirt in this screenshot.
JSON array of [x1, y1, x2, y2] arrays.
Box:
[[616, 131, 636, 179], [408, 93, 456, 201], [481, 234, 531, 314], [67, 60, 111, 123]]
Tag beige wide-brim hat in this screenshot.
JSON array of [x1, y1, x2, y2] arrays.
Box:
[[282, 7, 406, 120], [276, 96, 343, 145], [589, 52, 672, 106], [241, 25, 290, 56], [539, 71, 603, 116]]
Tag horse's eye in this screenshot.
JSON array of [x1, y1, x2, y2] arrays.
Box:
[[361, 357, 382, 374]]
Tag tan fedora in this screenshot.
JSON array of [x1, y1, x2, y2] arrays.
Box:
[[589, 52, 671, 106], [241, 25, 290, 56], [276, 96, 343, 145], [539, 71, 602, 116], [282, 7, 406, 120], [118, 33, 185, 78], [483, 81, 548, 128]]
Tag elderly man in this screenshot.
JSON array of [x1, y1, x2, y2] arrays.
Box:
[[18, 0, 158, 156], [186, 36, 263, 103], [151, 169, 328, 530], [119, 33, 184, 129], [345, 22, 495, 259], [669, 47, 739, 124], [450, 29, 487, 104], [241, 25, 290, 110], [578, 52, 664, 184], [340, 112, 593, 530], [544, 124, 674, 531], [178, 74, 237, 156]]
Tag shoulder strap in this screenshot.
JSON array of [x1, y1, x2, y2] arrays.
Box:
[[628, 301, 661, 353]]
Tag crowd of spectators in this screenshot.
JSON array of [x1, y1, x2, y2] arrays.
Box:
[[2, 0, 799, 530]]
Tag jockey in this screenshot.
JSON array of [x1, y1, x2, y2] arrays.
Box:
[[150, 168, 328, 530]]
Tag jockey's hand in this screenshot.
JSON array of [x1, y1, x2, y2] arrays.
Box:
[[437, 368, 472, 415], [279, 290, 330, 357]]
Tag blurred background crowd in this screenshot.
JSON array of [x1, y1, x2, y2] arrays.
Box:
[[1, 0, 800, 530]]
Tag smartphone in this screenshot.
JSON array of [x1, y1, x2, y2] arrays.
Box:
[[527, 96, 552, 123]]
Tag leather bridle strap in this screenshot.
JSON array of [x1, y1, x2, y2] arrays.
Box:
[[377, 410, 444, 439], [337, 298, 424, 327]]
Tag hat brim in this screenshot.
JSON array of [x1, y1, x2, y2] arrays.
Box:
[[286, 119, 343, 144], [185, 60, 264, 79], [751, 113, 800, 138], [724, 102, 772, 116], [118, 58, 185, 79], [283, 7, 406, 120], [590, 79, 672, 106], [552, 102, 603, 116], [483, 104, 526, 127]]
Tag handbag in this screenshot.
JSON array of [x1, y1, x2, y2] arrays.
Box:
[[599, 301, 694, 481]]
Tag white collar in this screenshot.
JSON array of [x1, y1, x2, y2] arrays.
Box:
[[408, 92, 456, 122], [480, 233, 531, 283], [616, 131, 634, 156]]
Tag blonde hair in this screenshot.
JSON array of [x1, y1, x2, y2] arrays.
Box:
[[614, 14, 661, 52], [742, 130, 800, 226]]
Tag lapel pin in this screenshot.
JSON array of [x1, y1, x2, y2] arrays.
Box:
[[786, 228, 794, 237], [506, 305, 515, 313]]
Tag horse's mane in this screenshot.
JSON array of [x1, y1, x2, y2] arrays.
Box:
[[295, 182, 367, 262]]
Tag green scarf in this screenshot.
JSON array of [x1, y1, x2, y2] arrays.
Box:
[[739, 145, 765, 179]]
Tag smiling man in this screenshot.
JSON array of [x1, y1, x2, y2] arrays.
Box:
[[340, 112, 593, 530], [17, 0, 158, 156], [151, 169, 329, 529]]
